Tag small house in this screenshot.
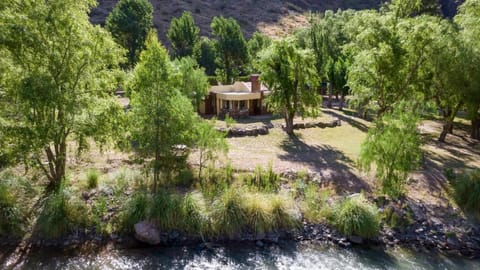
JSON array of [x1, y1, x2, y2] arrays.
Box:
[[199, 75, 270, 118]]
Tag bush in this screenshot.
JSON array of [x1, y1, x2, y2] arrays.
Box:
[[211, 188, 247, 237], [36, 184, 90, 238], [86, 169, 99, 189], [302, 184, 331, 222], [0, 183, 26, 236], [269, 194, 299, 231], [181, 191, 211, 237], [149, 190, 183, 231], [118, 191, 149, 232], [243, 193, 273, 234], [245, 163, 280, 192], [330, 194, 380, 239], [448, 169, 480, 215], [0, 170, 34, 237]]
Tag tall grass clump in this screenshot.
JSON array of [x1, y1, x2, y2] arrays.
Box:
[[86, 169, 99, 189], [245, 163, 280, 192], [211, 188, 247, 237], [269, 193, 299, 231], [243, 193, 273, 234], [36, 184, 90, 238], [301, 184, 331, 222], [118, 191, 149, 232], [181, 191, 211, 237], [0, 171, 33, 237], [0, 183, 26, 236], [447, 169, 480, 215], [149, 190, 183, 231], [330, 194, 380, 239]]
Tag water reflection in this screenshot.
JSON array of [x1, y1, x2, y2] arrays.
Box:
[[2, 242, 479, 270]]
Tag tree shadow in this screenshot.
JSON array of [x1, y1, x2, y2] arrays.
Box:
[[322, 109, 370, 133], [278, 134, 371, 194]]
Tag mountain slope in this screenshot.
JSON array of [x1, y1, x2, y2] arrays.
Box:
[[90, 0, 461, 46]]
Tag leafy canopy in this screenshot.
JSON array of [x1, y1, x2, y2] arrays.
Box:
[[258, 39, 321, 134], [106, 0, 153, 67], [127, 33, 197, 191], [359, 109, 422, 198], [0, 0, 124, 189], [167, 11, 200, 59], [211, 16, 249, 84]]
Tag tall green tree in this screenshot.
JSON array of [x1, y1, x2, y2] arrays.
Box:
[[455, 0, 480, 140], [359, 109, 422, 198], [346, 11, 435, 117], [211, 16, 249, 84], [173, 57, 209, 110], [0, 0, 124, 191], [167, 11, 200, 59], [309, 10, 353, 109], [194, 37, 218, 76], [247, 31, 272, 72], [421, 18, 466, 142], [258, 39, 321, 135], [106, 0, 153, 68], [127, 34, 196, 192]]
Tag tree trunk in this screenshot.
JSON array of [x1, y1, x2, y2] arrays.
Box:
[[439, 121, 453, 142], [153, 150, 160, 193], [284, 112, 295, 135], [339, 94, 345, 111], [327, 83, 333, 108], [472, 116, 480, 140]]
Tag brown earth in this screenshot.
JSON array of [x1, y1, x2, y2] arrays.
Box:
[[90, 0, 382, 46]]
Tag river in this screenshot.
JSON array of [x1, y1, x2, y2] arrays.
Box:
[[2, 242, 479, 270]]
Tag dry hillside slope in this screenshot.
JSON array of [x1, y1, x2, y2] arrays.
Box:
[[90, 0, 382, 45]]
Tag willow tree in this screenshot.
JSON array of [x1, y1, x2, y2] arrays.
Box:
[[456, 0, 480, 140], [359, 109, 422, 198], [0, 0, 124, 191], [259, 39, 321, 135], [127, 34, 196, 192]]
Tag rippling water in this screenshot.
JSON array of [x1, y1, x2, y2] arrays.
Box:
[[2, 242, 479, 270]]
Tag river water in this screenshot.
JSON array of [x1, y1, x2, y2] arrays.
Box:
[[2, 242, 480, 270]]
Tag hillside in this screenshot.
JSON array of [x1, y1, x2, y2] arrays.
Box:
[[91, 0, 461, 46], [90, 0, 383, 45]]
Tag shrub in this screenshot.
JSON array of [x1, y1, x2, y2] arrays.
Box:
[[269, 194, 299, 230], [182, 191, 212, 237], [245, 163, 280, 192], [359, 111, 421, 198], [243, 193, 273, 234], [118, 191, 149, 232], [330, 194, 380, 239], [149, 190, 183, 231], [36, 185, 90, 238], [301, 184, 331, 222], [448, 169, 480, 215], [86, 169, 99, 189], [91, 196, 108, 234], [211, 188, 247, 237], [0, 183, 26, 236]]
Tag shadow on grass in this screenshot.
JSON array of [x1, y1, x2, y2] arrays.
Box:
[[278, 134, 371, 194], [322, 109, 370, 133]]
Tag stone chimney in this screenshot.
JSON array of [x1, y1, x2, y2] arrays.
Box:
[[251, 74, 261, 93]]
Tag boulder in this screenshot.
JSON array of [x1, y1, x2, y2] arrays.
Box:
[[134, 221, 161, 245], [349, 235, 364, 244]]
